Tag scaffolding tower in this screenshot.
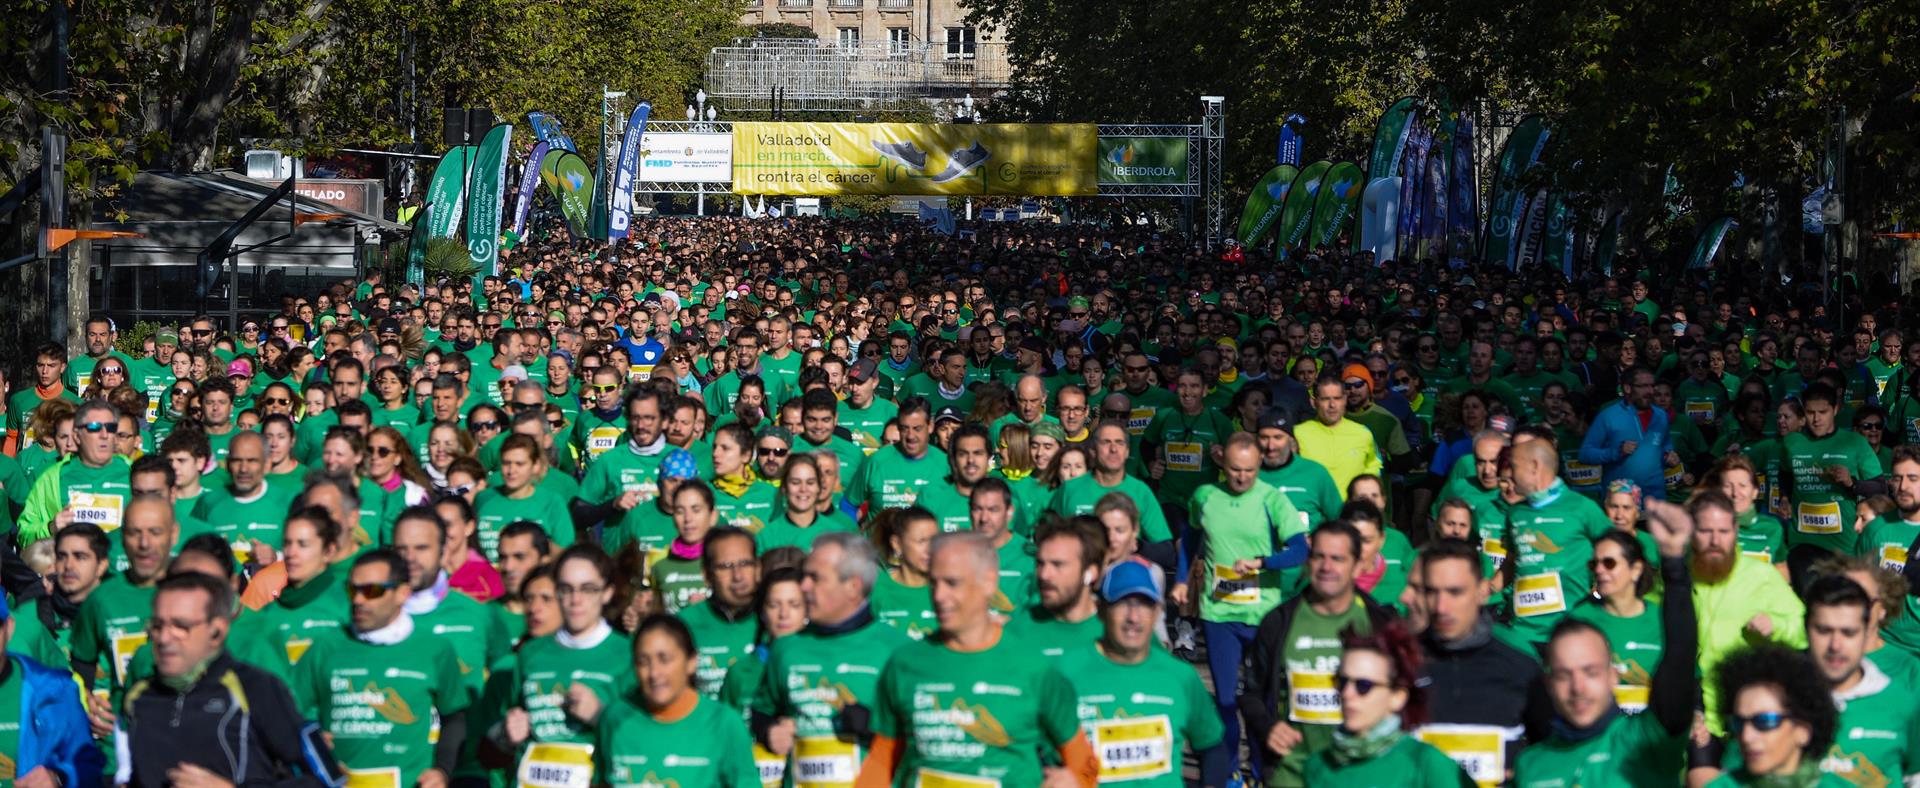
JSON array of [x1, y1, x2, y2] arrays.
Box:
[[704, 37, 1010, 114]]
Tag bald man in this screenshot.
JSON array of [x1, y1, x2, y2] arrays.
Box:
[[1500, 438, 1613, 648], [858, 532, 1097, 787], [191, 430, 297, 567], [72, 496, 178, 696], [990, 374, 1061, 445]]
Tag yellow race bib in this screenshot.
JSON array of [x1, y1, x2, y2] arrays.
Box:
[[516, 742, 594, 788], [1286, 672, 1342, 725], [793, 736, 859, 787], [913, 767, 999, 788], [1164, 441, 1204, 473], [1090, 715, 1174, 782], [1416, 724, 1507, 788], [69, 491, 126, 531], [345, 767, 402, 788], [1210, 564, 1263, 605], [1513, 573, 1567, 617], [1880, 543, 1910, 573], [1797, 501, 1843, 535]]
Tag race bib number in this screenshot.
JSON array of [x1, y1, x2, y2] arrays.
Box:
[[1164, 441, 1203, 473], [1126, 408, 1154, 435], [1416, 724, 1507, 788], [1664, 462, 1686, 489], [913, 767, 999, 788], [286, 636, 314, 665], [113, 632, 148, 679], [1564, 461, 1602, 487], [1614, 684, 1650, 714], [1286, 672, 1341, 725], [1742, 549, 1776, 563], [586, 427, 622, 457], [752, 743, 786, 788], [1090, 715, 1173, 782], [627, 364, 654, 382], [69, 491, 126, 530], [344, 767, 402, 788], [1685, 401, 1715, 423], [1880, 543, 1910, 573], [1797, 501, 1843, 535], [1210, 564, 1262, 605], [146, 396, 161, 424], [516, 742, 594, 788], [794, 736, 858, 787], [1513, 573, 1567, 618], [1480, 538, 1508, 570]]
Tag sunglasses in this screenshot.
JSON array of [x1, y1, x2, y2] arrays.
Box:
[[447, 483, 475, 496], [591, 383, 620, 394], [471, 421, 502, 431], [548, 418, 566, 429], [170, 388, 193, 397], [348, 581, 404, 600], [263, 397, 291, 406], [757, 446, 790, 456], [1589, 556, 1628, 572], [1859, 422, 1885, 431], [1730, 712, 1791, 734], [80, 421, 118, 434], [371, 445, 397, 457], [1344, 379, 1368, 390], [1334, 675, 1387, 696]]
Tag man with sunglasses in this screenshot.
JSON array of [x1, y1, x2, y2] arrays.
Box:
[[1116, 351, 1177, 439], [569, 366, 628, 466], [293, 547, 470, 788], [18, 403, 136, 546]]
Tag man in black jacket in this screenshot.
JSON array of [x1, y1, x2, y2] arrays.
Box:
[[122, 572, 341, 788], [1416, 538, 1549, 787], [1238, 520, 1400, 787]]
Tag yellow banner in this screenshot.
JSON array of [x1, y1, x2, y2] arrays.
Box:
[[731, 122, 1097, 196]]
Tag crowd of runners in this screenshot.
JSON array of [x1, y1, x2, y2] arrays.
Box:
[[0, 213, 1916, 788]]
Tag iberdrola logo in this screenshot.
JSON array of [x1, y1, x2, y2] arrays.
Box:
[[1330, 177, 1358, 200], [1268, 180, 1292, 201], [565, 171, 587, 191], [1108, 144, 1135, 165]]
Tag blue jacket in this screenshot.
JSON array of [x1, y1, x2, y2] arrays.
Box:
[[9, 651, 106, 788], [1578, 399, 1670, 498]]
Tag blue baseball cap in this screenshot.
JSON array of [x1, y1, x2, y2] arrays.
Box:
[[1100, 559, 1162, 604]]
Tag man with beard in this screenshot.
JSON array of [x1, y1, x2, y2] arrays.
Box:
[[1006, 516, 1107, 657], [1692, 480, 1807, 746], [1860, 446, 1920, 655]]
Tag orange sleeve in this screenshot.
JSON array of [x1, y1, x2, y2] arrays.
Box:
[[1060, 730, 1099, 787], [854, 734, 901, 788]]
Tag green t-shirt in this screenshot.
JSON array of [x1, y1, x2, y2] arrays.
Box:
[[1191, 481, 1303, 625], [503, 627, 631, 781], [1047, 474, 1173, 543], [871, 628, 1084, 787], [1856, 515, 1920, 575], [568, 409, 627, 465], [847, 445, 949, 512], [1118, 386, 1179, 437], [1503, 482, 1614, 645], [751, 620, 913, 781], [293, 626, 471, 788], [713, 480, 780, 534], [250, 564, 352, 667], [1258, 456, 1344, 532], [1719, 661, 1920, 788], [1306, 734, 1474, 788], [0, 653, 24, 772], [1515, 709, 1683, 788], [915, 479, 979, 535], [676, 601, 759, 699], [836, 398, 899, 456], [594, 693, 761, 788], [70, 574, 157, 692], [18, 455, 134, 545], [474, 485, 577, 556], [416, 590, 512, 705], [7, 386, 78, 444], [1144, 407, 1237, 508], [1736, 510, 1789, 564], [650, 555, 709, 615], [1004, 605, 1103, 659], [870, 572, 936, 640], [794, 433, 867, 490], [1781, 430, 1882, 554], [1268, 600, 1374, 787], [754, 509, 859, 554], [1056, 643, 1226, 788], [190, 480, 300, 564], [602, 503, 677, 556], [1568, 600, 1664, 714]]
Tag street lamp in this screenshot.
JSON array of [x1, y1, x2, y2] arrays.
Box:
[[687, 90, 718, 215]]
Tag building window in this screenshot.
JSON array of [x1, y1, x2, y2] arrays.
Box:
[[887, 27, 912, 54], [944, 27, 976, 59], [837, 27, 861, 48]]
